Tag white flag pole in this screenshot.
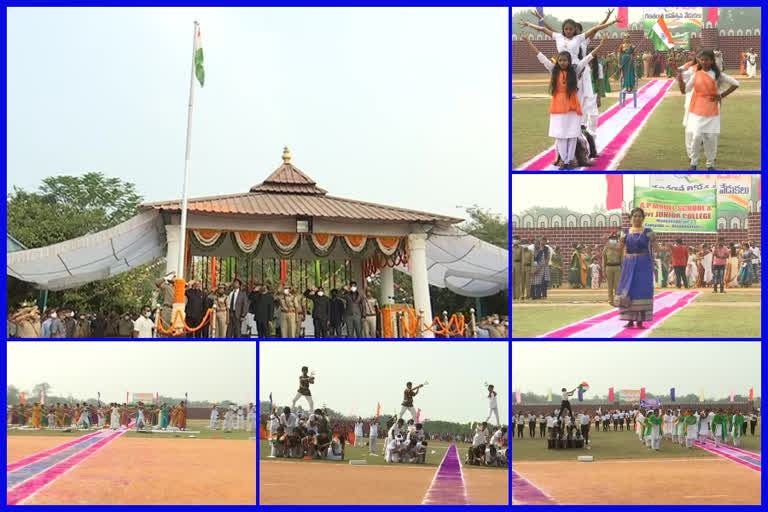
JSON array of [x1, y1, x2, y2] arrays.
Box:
[[177, 20, 200, 281]]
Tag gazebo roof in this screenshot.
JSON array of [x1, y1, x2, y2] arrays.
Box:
[[142, 147, 463, 224]]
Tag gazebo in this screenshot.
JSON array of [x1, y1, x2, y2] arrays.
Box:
[[144, 146, 463, 330], [7, 147, 508, 336]]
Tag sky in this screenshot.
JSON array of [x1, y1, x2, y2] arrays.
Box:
[[6, 342, 256, 404], [7, 7, 508, 219], [259, 342, 508, 423], [512, 174, 652, 213], [512, 7, 644, 24], [512, 342, 761, 399]]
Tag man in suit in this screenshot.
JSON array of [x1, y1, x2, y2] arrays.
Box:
[[304, 286, 330, 338], [227, 278, 248, 338], [185, 280, 207, 338], [251, 283, 275, 338]]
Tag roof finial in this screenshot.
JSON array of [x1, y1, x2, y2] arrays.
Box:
[[282, 146, 292, 164]]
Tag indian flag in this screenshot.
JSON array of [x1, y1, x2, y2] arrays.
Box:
[[648, 16, 676, 51], [195, 24, 205, 87]]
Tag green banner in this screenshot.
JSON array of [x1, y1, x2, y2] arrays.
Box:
[[643, 7, 702, 50], [634, 185, 716, 233]]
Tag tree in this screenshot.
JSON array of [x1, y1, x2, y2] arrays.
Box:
[[7, 173, 162, 314], [461, 207, 508, 249], [7, 385, 21, 405], [32, 382, 52, 398], [7, 173, 142, 248]]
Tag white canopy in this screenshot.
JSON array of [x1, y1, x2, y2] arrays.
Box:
[[400, 225, 508, 298], [8, 212, 508, 297], [7, 211, 166, 291]]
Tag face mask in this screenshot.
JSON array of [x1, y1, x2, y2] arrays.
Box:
[[493, 320, 500, 325], [50, 313, 57, 319], [144, 312, 151, 318], [125, 316, 130, 320], [317, 291, 324, 297], [284, 289, 290, 295], [70, 312, 75, 317], [350, 286, 357, 292], [609, 240, 618, 245]]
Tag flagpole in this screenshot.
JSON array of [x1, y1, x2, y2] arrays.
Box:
[[177, 20, 199, 281]]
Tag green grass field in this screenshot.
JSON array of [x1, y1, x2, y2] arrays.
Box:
[[511, 427, 761, 461], [512, 74, 761, 170], [7, 419, 255, 441], [259, 439, 505, 469], [511, 287, 760, 338]]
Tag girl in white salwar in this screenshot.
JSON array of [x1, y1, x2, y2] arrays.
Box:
[[685, 413, 698, 448], [676, 414, 686, 446], [209, 405, 219, 429], [663, 410, 674, 440], [486, 384, 500, 426], [687, 253, 699, 285], [746, 49, 757, 78], [635, 411, 645, 442], [648, 410, 662, 451], [698, 409, 710, 442], [677, 49, 739, 170], [521, 35, 607, 169], [110, 404, 120, 429], [134, 404, 146, 430]]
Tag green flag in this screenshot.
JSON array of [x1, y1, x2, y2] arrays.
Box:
[[195, 24, 205, 87]]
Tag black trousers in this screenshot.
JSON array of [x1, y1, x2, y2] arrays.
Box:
[[529, 421, 535, 437], [673, 266, 688, 288], [517, 424, 524, 438], [256, 320, 270, 338], [581, 424, 590, 443], [751, 421, 757, 435], [557, 400, 573, 420], [186, 316, 203, 338], [314, 317, 329, 338], [539, 423, 546, 437]]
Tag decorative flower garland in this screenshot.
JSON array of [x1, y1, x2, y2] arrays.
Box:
[[305, 233, 338, 258], [269, 232, 302, 259], [156, 308, 214, 335], [189, 230, 227, 253], [230, 231, 265, 256]]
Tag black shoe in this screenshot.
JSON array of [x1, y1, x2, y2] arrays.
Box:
[[689, 165, 697, 170]]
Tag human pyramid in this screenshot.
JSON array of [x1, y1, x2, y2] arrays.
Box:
[[266, 367, 509, 466]]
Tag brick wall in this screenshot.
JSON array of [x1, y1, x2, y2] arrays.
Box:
[[512, 30, 761, 74], [512, 212, 759, 284]]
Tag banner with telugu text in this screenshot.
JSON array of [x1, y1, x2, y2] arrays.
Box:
[[619, 389, 641, 403], [635, 185, 716, 233], [642, 7, 702, 49], [717, 175, 752, 216]]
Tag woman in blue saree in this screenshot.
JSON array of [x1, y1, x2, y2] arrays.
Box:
[[616, 208, 657, 328]]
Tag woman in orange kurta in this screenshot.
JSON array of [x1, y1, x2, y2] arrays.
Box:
[[521, 33, 607, 169], [176, 402, 187, 430], [31, 403, 42, 428], [740, 51, 746, 75]]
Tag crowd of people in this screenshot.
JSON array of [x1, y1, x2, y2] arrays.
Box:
[[7, 401, 191, 431], [8, 275, 496, 338], [512, 233, 761, 302], [7, 277, 381, 339], [511, 406, 760, 451]]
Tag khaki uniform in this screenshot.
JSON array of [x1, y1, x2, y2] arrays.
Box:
[[521, 247, 534, 300], [16, 318, 41, 338], [512, 245, 522, 300], [156, 280, 175, 337], [603, 244, 623, 306], [211, 293, 229, 338], [362, 297, 378, 337], [278, 294, 298, 338], [75, 319, 90, 338], [293, 295, 306, 336]]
